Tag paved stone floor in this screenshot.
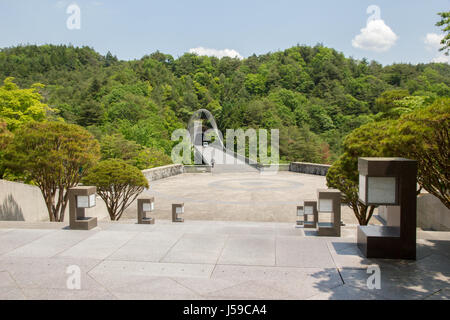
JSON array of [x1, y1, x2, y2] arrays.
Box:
[[0, 220, 448, 300], [122, 172, 372, 225]]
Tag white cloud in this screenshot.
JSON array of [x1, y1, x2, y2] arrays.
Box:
[[424, 33, 443, 49], [432, 55, 449, 63], [352, 19, 398, 52], [424, 33, 448, 64], [189, 47, 243, 59]]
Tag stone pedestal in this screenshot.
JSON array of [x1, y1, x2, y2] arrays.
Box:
[[296, 205, 304, 227], [138, 197, 155, 225], [172, 203, 184, 223], [317, 189, 341, 237], [69, 186, 98, 231], [303, 200, 318, 229]]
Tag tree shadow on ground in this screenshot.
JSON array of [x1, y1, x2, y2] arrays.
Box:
[[308, 240, 450, 300], [0, 194, 25, 221]]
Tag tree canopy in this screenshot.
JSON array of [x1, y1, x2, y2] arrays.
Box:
[[390, 98, 450, 208], [327, 97, 450, 225], [0, 77, 54, 131], [1, 44, 449, 165], [82, 159, 149, 221], [3, 121, 100, 221], [436, 11, 450, 55]]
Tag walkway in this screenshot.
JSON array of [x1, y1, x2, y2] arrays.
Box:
[[122, 171, 362, 224], [0, 220, 448, 299]]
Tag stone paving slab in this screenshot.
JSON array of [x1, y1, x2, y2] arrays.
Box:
[[206, 280, 295, 299], [4, 230, 99, 258], [92, 274, 201, 300], [338, 257, 450, 300], [307, 284, 386, 300], [0, 221, 68, 229], [162, 233, 228, 264], [276, 237, 335, 268], [209, 265, 342, 300], [326, 241, 372, 269], [213, 225, 278, 236], [217, 235, 276, 266], [0, 288, 26, 300], [90, 260, 215, 279], [0, 220, 448, 300], [21, 288, 116, 300], [107, 231, 182, 262], [171, 276, 241, 297], [111, 290, 202, 300], [425, 288, 450, 300], [0, 271, 20, 298], [57, 230, 138, 260], [0, 256, 104, 291], [416, 238, 450, 259], [0, 229, 55, 256]]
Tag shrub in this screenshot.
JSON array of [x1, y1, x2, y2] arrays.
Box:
[[82, 159, 149, 220]]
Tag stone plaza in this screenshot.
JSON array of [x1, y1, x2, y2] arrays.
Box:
[[0, 170, 449, 300]]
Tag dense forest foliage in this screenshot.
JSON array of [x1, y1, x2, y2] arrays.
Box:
[[1, 44, 449, 165]]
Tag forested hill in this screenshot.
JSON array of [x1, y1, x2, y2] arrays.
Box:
[[1, 44, 449, 164]]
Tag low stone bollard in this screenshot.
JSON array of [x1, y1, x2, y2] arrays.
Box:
[[172, 203, 184, 223], [68, 186, 98, 230], [137, 197, 155, 225]]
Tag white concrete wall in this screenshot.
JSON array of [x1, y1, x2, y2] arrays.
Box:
[[0, 179, 109, 222], [378, 194, 450, 231], [417, 193, 450, 231], [0, 179, 49, 221]]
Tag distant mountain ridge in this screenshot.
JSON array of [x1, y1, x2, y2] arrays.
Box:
[[1, 44, 449, 163]]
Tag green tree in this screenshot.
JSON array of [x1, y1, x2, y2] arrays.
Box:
[[3, 122, 100, 221], [390, 98, 450, 208], [0, 77, 53, 131], [326, 121, 394, 225], [100, 133, 142, 162], [245, 74, 266, 95], [436, 11, 450, 55], [82, 159, 149, 221], [0, 119, 13, 178], [0, 119, 12, 149], [100, 133, 172, 170], [279, 126, 323, 163], [307, 104, 335, 132], [133, 147, 172, 169], [374, 89, 409, 114], [1, 44, 450, 165]]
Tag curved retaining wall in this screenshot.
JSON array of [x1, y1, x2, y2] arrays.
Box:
[[142, 164, 184, 182], [0, 179, 109, 222], [289, 162, 331, 176]]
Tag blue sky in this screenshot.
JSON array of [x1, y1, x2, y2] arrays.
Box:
[[0, 0, 449, 65]]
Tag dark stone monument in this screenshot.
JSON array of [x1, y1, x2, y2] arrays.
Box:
[[357, 157, 417, 260]]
